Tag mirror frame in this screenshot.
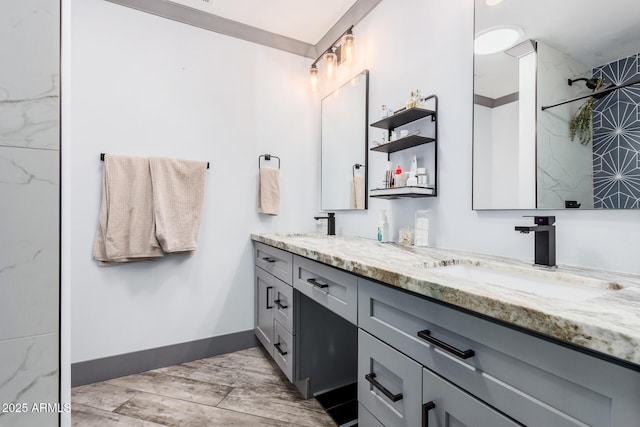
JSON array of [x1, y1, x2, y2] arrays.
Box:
[[320, 69, 369, 211]]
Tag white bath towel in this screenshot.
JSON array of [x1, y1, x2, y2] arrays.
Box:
[[149, 157, 207, 253], [257, 167, 280, 215], [92, 155, 164, 264], [350, 175, 366, 209]]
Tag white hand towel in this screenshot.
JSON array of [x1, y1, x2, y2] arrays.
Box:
[[350, 175, 366, 209], [149, 157, 207, 253], [92, 155, 164, 264], [257, 167, 280, 215]]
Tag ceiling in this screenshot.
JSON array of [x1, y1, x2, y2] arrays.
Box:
[[474, 0, 640, 99], [166, 0, 359, 45]]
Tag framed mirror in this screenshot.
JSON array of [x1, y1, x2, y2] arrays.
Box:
[[473, 0, 640, 210], [321, 70, 369, 210]]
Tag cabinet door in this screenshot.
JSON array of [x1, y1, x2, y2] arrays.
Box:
[[255, 268, 275, 354], [422, 368, 520, 427], [358, 329, 422, 427]]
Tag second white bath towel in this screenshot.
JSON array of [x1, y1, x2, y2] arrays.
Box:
[[257, 167, 280, 215], [149, 157, 207, 253]]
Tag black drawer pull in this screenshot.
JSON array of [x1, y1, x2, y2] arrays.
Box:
[[274, 342, 288, 356], [417, 329, 475, 359], [266, 286, 273, 309], [422, 401, 436, 427], [274, 299, 288, 310], [364, 373, 403, 402], [307, 278, 329, 289], [262, 257, 277, 263]]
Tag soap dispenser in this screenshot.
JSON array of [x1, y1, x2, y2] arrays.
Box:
[[377, 210, 390, 243]]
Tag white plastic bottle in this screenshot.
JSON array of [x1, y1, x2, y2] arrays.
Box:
[[377, 210, 390, 243]]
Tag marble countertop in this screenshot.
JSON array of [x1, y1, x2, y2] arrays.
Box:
[[251, 233, 640, 367]]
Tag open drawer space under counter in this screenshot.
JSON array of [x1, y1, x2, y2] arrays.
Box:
[[358, 278, 640, 427]]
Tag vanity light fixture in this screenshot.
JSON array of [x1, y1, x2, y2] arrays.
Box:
[[309, 26, 355, 89], [474, 26, 523, 55]]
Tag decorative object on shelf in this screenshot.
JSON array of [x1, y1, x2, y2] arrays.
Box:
[[309, 26, 355, 89], [569, 78, 602, 145]]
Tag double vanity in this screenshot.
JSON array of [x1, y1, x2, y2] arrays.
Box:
[[252, 233, 640, 427]]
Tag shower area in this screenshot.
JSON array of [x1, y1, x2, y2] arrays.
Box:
[[0, 1, 61, 426]]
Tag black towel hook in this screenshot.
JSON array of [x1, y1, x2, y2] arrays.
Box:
[[352, 163, 365, 177], [259, 154, 281, 169]]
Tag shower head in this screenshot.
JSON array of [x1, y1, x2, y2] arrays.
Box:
[[567, 77, 601, 90]]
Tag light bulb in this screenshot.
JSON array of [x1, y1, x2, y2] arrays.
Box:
[[324, 50, 337, 79], [309, 65, 318, 90], [342, 32, 355, 63]]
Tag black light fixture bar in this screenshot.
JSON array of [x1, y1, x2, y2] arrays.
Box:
[[311, 25, 354, 67]]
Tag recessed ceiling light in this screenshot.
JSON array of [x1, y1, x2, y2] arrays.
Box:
[[474, 27, 523, 55], [485, 0, 504, 6]]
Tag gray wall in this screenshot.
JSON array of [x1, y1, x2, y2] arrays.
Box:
[[0, 1, 60, 426]]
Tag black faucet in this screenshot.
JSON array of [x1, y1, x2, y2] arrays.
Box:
[[314, 213, 335, 236], [515, 216, 556, 268]]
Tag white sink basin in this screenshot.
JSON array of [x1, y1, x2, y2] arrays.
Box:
[[429, 262, 623, 301]]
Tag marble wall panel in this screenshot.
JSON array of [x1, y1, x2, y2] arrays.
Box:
[[0, 146, 59, 341], [0, 334, 59, 427]]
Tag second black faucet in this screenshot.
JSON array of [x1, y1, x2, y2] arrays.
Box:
[[314, 213, 336, 236]]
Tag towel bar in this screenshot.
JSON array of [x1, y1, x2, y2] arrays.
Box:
[[352, 163, 365, 177], [259, 154, 281, 169], [100, 153, 209, 169]]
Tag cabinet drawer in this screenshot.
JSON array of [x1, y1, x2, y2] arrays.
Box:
[[358, 279, 612, 427], [273, 277, 293, 334], [255, 242, 293, 285], [358, 403, 384, 427], [358, 329, 422, 427], [422, 368, 520, 427], [273, 319, 294, 382], [293, 256, 357, 324]]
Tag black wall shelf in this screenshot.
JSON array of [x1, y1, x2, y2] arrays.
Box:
[[369, 96, 439, 198], [370, 107, 436, 129], [371, 135, 435, 153]]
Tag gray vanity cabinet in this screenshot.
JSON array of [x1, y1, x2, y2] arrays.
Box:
[[254, 243, 295, 381], [358, 278, 640, 427]]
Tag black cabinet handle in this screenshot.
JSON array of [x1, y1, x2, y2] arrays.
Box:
[[307, 278, 329, 289], [364, 373, 403, 402], [262, 257, 277, 263], [274, 342, 288, 356], [266, 286, 273, 309], [422, 401, 436, 427], [274, 299, 288, 310], [417, 329, 475, 359]]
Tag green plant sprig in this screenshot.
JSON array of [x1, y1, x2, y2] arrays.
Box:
[[569, 78, 603, 145]]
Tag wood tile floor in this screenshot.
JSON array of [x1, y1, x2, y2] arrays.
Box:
[[71, 346, 337, 426]]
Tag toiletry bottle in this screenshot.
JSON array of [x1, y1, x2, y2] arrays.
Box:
[[384, 162, 391, 188], [377, 210, 390, 243], [406, 91, 416, 109], [392, 164, 402, 188], [417, 167, 428, 186]]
